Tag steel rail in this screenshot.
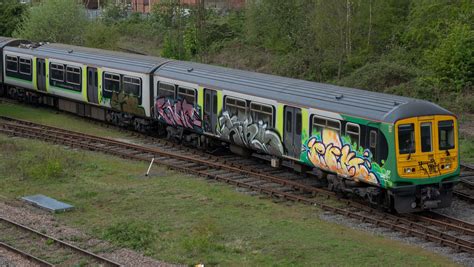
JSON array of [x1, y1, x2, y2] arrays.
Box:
[[0, 217, 122, 266], [0, 242, 53, 267], [1, 117, 474, 254]]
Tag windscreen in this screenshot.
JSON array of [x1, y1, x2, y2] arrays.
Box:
[[438, 120, 455, 150]]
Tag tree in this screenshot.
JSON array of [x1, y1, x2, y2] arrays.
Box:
[[14, 0, 89, 45], [0, 0, 26, 37]]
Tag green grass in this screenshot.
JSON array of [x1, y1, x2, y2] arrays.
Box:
[[460, 135, 474, 164], [0, 135, 458, 266], [0, 102, 128, 138]]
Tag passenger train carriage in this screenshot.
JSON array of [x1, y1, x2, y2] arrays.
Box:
[[0, 37, 460, 213]]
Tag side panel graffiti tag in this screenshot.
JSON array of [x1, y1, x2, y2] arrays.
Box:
[[217, 111, 284, 157], [302, 129, 391, 185], [154, 97, 202, 131]]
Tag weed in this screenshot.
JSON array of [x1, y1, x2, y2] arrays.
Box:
[[46, 238, 55, 246], [102, 221, 156, 252]]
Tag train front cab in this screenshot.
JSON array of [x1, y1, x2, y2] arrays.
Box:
[[391, 115, 460, 213]]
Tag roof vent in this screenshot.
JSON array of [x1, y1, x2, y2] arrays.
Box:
[[67, 49, 73, 53], [187, 68, 194, 72], [394, 101, 400, 106], [335, 94, 344, 100]]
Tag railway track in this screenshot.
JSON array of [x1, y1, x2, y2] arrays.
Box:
[[0, 216, 121, 266], [2, 116, 474, 255]]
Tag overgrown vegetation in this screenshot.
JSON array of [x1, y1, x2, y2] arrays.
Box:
[[9, 0, 473, 112], [0, 0, 26, 37]]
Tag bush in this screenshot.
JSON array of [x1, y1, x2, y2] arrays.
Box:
[[84, 22, 119, 50], [0, 0, 26, 37], [338, 61, 418, 92], [14, 0, 88, 45]]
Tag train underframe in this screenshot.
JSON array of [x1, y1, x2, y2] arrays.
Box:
[[323, 171, 456, 213], [0, 85, 456, 213]]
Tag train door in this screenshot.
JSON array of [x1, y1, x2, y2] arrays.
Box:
[[204, 89, 218, 134], [36, 58, 46, 92], [418, 116, 439, 175], [87, 67, 98, 104], [284, 106, 302, 158]]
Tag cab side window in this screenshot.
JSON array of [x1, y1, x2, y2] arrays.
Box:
[[398, 123, 415, 154]]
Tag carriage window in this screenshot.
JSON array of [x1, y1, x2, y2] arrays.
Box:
[[296, 113, 302, 134], [205, 94, 211, 112], [286, 111, 292, 133], [439, 120, 455, 150], [311, 116, 341, 135], [420, 122, 432, 152], [50, 63, 65, 82], [123, 76, 141, 96], [6, 55, 17, 72], [213, 94, 217, 114], [158, 82, 175, 99], [225, 97, 247, 120], [398, 123, 415, 154], [370, 130, 377, 148], [250, 102, 274, 127], [103, 73, 121, 93], [177, 87, 196, 104], [346, 123, 360, 146], [66, 66, 81, 85], [19, 58, 31, 75]]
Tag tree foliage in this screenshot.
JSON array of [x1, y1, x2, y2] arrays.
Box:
[[14, 0, 88, 45], [0, 0, 26, 37]]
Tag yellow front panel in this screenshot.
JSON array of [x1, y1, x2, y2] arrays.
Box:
[[395, 115, 458, 178]]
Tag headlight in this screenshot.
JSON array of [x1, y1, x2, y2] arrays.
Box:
[[445, 164, 451, 169], [404, 167, 413, 173]]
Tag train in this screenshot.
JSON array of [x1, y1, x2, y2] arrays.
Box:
[[0, 36, 460, 213]]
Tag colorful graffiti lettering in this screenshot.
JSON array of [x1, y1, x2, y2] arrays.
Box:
[[154, 97, 202, 131], [217, 111, 284, 156], [301, 129, 390, 185]]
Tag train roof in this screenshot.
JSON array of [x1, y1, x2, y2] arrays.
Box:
[[0, 37, 14, 47], [4, 42, 169, 74], [0, 37, 29, 49], [155, 61, 453, 123]]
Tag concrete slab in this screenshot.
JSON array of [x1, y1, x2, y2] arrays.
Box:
[[21, 194, 74, 213]]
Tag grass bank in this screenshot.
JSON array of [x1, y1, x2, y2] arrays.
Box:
[[0, 134, 458, 266]]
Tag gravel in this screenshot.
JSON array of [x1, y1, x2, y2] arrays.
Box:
[[0, 246, 40, 267], [320, 211, 474, 267], [436, 199, 474, 224], [0, 200, 182, 267]]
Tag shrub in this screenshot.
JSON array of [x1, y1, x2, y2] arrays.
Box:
[[338, 61, 418, 92], [14, 0, 88, 45]]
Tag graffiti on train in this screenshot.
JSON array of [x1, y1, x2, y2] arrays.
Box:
[[154, 97, 202, 131], [111, 91, 146, 116], [301, 129, 390, 185], [217, 111, 284, 156]]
